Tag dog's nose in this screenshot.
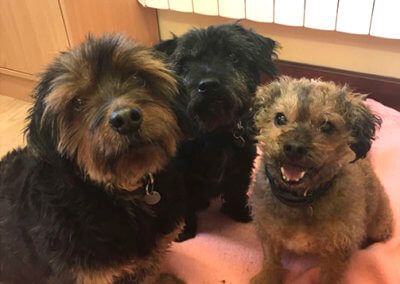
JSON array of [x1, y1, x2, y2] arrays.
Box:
[[283, 141, 308, 159], [198, 78, 220, 94], [109, 107, 142, 134]]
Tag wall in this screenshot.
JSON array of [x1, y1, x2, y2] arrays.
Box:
[[0, 0, 158, 101], [157, 10, 400, 79]]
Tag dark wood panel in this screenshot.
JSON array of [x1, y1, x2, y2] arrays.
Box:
[[269, 60, 400, 110]]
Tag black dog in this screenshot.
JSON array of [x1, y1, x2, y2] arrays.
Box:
[[156, 23, 277, 241], [0, 35, 190, 283]]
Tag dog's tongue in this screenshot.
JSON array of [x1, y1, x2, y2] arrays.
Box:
[[281, 164, 306, 182]]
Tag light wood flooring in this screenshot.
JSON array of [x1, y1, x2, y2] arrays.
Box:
[[0, 95, 31, 158]]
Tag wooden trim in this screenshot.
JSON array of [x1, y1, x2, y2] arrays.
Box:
[[274, 60, 400, 110], [0, 67, 38, 82], [0, 72, 35, 102]]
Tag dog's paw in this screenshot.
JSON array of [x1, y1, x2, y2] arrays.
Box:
[[250, 273, 264, 284], [250, 271, 280, 284], [156, 273, 185, 284], [250, 270, 282, 284], [175, 229, 196, 242], [220, 203, 252, 223]]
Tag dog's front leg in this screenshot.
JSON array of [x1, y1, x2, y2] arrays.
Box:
[[154, 273, 185, 284], [220, 162, 254, 222], [319, 250, 354, 284], [250, 240, 283, 284], [175, 209, 197, 242], [221, 184, 251, 223]]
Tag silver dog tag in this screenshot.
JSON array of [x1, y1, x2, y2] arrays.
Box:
[[144, 191, 161, 205], [143, 173, 161, 205]]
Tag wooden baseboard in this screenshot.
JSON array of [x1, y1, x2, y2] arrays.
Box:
[[273, 60, 400, 111], [0, 69, 36, 102], [0, 73, 37, 101]]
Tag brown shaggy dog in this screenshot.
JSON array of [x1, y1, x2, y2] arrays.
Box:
[[0, 35, 189, 283], [250, 77, 394, 284]]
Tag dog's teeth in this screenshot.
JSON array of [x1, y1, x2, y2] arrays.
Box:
[[280, 167, 307, 183], [280, 168, 288, 181]]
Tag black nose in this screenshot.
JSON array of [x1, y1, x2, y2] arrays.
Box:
[[283, 141, 308, 159], [198, 78, 220, 94], [109, 107, 142, 135]]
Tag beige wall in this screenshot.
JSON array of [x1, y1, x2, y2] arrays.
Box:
[[158, 10, 400, 79]]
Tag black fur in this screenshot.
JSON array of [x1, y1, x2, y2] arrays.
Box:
[[0, 35, 187, 283], [155, 23, 278, 241], [345, 97, 382, 162]]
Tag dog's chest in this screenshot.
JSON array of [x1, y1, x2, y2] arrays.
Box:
[[261, 216, 328, 254], [189, 141, 233, 181], [280, 230, 319, 253]]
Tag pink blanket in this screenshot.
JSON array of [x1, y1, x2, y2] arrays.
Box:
[[162, 99, 400, 284]]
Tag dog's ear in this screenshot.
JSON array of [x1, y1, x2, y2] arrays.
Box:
[[154, 35, 178, 57], [25, 71, 60, 162], [344, 92, 382, 162], [245, 31, 278, 77]]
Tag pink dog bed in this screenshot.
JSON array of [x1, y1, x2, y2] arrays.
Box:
[[162, 99, 400, 284]]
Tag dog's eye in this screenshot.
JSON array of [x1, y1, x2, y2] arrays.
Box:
[[274, 113, 287, 126], [320, 121, 335, 134], [73, 98, 85, 110]]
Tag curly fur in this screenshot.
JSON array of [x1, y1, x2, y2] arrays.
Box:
[[155, 23, 278, 241], [250, 77, 394, 284], [0, 35, 188, 283]]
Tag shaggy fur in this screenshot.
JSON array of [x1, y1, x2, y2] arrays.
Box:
[[155, 23, 277, 241], [250, 77, 394, 284], [0, 35, 190, 284]]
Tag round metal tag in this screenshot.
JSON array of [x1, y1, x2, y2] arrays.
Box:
[[144, 191, 161, 205]]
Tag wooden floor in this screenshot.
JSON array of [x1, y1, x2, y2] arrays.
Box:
[[0, 95, 31, 158]]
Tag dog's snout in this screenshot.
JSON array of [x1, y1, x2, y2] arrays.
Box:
[[198, 78, 220, 94], [283, 141, 308, 159], [109, 107, 142, 135]]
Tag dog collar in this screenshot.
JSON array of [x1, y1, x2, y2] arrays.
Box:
[[115, 173, 161, 205], [119, 173, 161, 205], [264, 166, 335, 208]]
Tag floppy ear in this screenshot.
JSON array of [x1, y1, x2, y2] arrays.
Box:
[[246, 31, 278, 77], [25, 70, 61, 162], [154, 35, 178, 57], [344, 93, 382, 162]]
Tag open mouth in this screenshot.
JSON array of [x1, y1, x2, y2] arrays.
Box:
[[280, 164, 308, 185]]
